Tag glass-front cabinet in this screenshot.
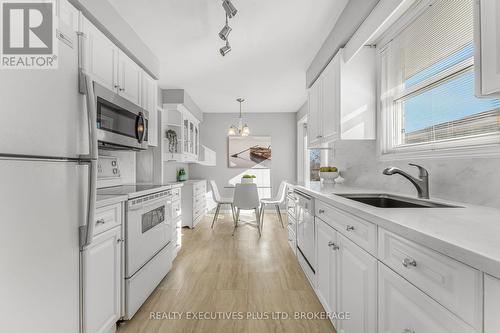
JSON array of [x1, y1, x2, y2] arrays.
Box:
[[162, 105, 200, 163], [181, 112, 199, 162]]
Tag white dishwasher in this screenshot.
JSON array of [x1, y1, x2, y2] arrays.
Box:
[[295, 190, 315, 284]]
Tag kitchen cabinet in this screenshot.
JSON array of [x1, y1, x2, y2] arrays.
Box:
[[315, 219, 338, 315], [81, 17, 147, 106], [315, 218, 376, 332], [378, 264, 476, 333], [307, 47, 376, 147], [181, 180, 207, 228], [475, 0, 500, 97], [81, 16, 117, 92], [82, 226, 122, 333], [336, 233, 377, 333], [484, 274, 500, 333], [162, 105, 200, 162], [117, 51, 142, 106], [141, 72, 159, 146]]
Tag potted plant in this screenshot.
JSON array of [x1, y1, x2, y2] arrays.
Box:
[[177, 168, 187, 181], [319, 166, 339, 183], [241, 174, 256, 184], [165, 129, 178, 153]]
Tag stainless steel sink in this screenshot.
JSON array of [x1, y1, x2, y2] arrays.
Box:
[[336, 193, 462, 208]]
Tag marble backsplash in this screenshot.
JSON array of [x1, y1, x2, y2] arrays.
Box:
[[328, 140, 500, 208]]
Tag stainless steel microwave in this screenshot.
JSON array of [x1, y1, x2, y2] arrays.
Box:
[[93, 82, 148, 150]]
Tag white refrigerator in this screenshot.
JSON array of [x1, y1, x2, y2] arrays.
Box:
[[0, 23, 96, 333]]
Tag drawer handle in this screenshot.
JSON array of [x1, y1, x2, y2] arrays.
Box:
[[328, 241, 339, 250], [402, 330, 415, 333], [318, 209, 325, 214], [117, 238, 124, 243], [346, 225, 355, 231], [402, 258, 417, 268], [96, 218, 105, 225]]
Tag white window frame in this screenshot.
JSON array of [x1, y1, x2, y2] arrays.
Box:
[[377, 0, 500, 161]]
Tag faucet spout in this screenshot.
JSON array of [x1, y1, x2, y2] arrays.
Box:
[[382, 164, 430, 199]]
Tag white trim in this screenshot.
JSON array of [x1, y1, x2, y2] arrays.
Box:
[[297, 115, 307, 182]]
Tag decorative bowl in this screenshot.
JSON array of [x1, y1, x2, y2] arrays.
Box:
[[320, 171, 339, 183]]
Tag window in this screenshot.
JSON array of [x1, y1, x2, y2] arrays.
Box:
[[309, 149, 321, 181], [380, 0, 500, 157]]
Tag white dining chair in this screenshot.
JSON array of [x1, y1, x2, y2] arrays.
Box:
[[259, 181, 287, 229], [232, 183, 261, 237], [209, 180, 236, 229]]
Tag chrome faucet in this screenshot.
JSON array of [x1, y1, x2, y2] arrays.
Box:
[[383, 163, 430, 199]]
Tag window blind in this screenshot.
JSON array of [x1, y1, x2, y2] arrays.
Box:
[[398, 0, 473, 82]]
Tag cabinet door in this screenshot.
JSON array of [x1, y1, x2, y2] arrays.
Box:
[[142, 72, 158, 146], [485, 274, 500, 333], [378, 264, 476, 333], [476, 0, 500, 96], [307, 78, 322, 145], [117, 51, 142, 106], [82, 227, 122, 333], [315, 219, 338, 315], [336, 233, 377, 333], [322, 54, 339, 141], [82, 17, 117, 92]]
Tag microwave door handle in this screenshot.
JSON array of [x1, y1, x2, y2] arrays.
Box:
[[136, 113, 146, 143], [79, 73, 98, 160], [79, 159, 97, 249]]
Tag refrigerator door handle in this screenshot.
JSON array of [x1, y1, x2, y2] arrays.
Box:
[[79, 159, 97, 249], [79, 73, 98, 160]]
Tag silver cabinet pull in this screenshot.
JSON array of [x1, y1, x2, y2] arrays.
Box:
[[328, 241, 339, 250], [402, 258, 417, 268], [346, 225, 355, 231], [318, 209, 325, 214], [96, 218, 105, 225], [402, 330, 415, 333]]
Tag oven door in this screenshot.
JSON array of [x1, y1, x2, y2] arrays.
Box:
[[93, 82, 149, 150], [125, 195, 172, 278]]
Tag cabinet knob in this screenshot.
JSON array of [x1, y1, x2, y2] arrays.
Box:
[[319, 209, 325, 214], [346, 225, 355, 231], [328, 241, 339, 250], [117, 238, 124, 243], [96, 218, 105, 225], [402, 258, 417, 268]]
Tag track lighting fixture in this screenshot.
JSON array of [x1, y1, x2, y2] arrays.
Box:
[[220, 41, 231, 56], [219, 14, 232, 41], [222, 0, 237, 18]]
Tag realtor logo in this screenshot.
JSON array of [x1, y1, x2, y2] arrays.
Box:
[[1, 0, 58, 69]]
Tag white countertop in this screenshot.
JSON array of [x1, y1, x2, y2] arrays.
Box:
[[290, 181, 500, 279]]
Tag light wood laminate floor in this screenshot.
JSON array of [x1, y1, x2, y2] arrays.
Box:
[[117, 211, 336, 333]]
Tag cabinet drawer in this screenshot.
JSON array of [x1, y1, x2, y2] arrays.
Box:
[[378, 264, 476, 333], [378, 229, 482, 330], [171, 200, 181, 219], [171, 187, 181, 201], [193, 193, 205, 207], [94, 203, 122, 236], [316, 200, 377, 255], [287, 213, 296, 229], [287, 226, 296, 255]]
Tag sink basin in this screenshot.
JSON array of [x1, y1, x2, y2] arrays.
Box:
[[336, 193, 462, 208]]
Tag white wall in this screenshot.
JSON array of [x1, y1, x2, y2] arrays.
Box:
[[190, 113, 297, 199], [328, 140, 500, 208]]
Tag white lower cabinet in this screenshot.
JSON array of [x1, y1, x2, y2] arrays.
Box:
[[315, 218, 376, 332], [82, 226, 122, 333], [336, 233, 377, 333], [378, 264, 476, 333], [484, 274, 500, 333], [315, 219, 338, 314]]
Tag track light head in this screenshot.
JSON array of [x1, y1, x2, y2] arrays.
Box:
[[222, 0, 237, 18], [220, 41, 231, 56], [218, 23, 232, 41]]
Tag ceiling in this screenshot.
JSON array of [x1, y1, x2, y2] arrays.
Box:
[[108, 0, 349, 113]]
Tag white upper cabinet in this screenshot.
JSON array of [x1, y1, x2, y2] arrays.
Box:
[[141, 72, 159, 146], [307, 47, 376, 147], [475, 0, 500, 97], [81, 16, 117, 92], [117, 50, 142, 106]]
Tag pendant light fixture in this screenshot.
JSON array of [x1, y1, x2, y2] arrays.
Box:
[[228, 98, 250, 136], [218, 0, 237, 56]]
